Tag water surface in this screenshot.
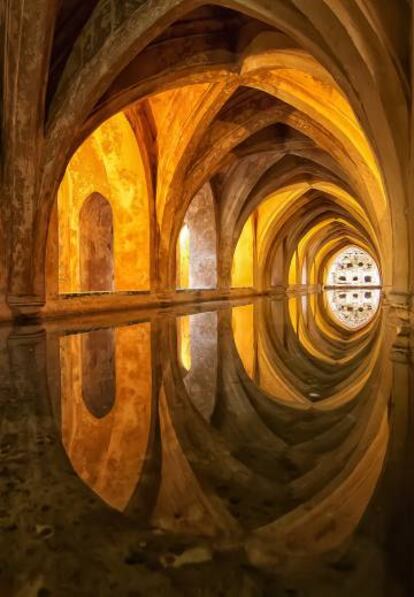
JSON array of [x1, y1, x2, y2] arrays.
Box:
[[1, 293, 412, 596]]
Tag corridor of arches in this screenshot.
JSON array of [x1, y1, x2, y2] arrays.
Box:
[[0, 1, 411, 321], [1, 2, 414, 595]]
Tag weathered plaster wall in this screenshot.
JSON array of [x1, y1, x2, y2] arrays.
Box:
[[186, 184, 217, 290], [177, 183, 217, 290], [57, 112, 150, 294], [177, 226, 190, 290]]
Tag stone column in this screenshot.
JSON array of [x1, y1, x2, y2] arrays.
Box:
[[2, 1, 57, 319]]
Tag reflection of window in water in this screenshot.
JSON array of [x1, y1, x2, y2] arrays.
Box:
[[327, 246, 380, 286], [177, 315, 191, 372], [326, 289, 381, 329]]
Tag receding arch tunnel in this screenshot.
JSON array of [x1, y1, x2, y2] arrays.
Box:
[[29, 2, 407, 316], [2, 2, 414, 594], [49, 47, 389, 306]]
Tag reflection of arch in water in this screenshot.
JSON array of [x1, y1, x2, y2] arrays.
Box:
[[59, 323, 153, 511], [79, 192, 114, 292], [232, 299, 383, 407], [159, 306, 391, 551], [81, 329, 116, 418]]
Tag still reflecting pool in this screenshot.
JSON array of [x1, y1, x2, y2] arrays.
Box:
[[59, 295, 388, 540], [1, 292, 413, 595]]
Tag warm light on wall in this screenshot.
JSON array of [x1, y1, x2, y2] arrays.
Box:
[[57, 112, 150, 294], [232, 216, 254, 288], [180, 224, 190, 246], [177, 315, 191, 371], [177, 224, 190, 289]]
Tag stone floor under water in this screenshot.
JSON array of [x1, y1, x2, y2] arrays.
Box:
[[0, 293, 413, 596]]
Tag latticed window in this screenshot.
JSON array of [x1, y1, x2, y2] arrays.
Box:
[[327, 246, 381, 286]]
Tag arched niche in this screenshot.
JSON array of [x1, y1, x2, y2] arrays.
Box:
[[79, 193, 114, 292], [176, 183, 217, 290]]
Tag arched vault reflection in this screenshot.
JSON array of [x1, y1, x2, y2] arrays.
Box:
[[52, 293, 392, 565]]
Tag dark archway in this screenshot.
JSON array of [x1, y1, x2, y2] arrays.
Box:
[[81, 329, 116, 418], [79, 192, 114, 292]]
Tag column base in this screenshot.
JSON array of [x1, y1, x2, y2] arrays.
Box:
[[7, 295, 45, 321]]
